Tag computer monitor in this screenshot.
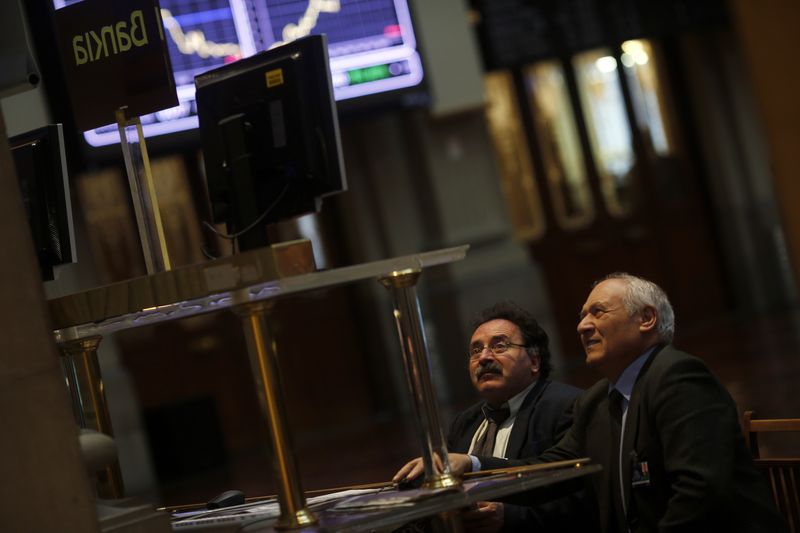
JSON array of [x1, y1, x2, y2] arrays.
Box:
[[9, 124, 77, 280], [195, 34, 346, 252]]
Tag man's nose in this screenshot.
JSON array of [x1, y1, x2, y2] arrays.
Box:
[[477, 347, 496, 363], [577, 316, 593, 334]]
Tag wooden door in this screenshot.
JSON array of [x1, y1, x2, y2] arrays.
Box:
[[485, 39, 728, 358]]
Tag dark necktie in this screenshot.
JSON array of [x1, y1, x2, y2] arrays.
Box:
[[609, 389, 626, 533], [474, 405, 511, 457]]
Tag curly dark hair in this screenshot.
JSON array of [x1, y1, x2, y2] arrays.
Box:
[[470, 301, 552, 379]]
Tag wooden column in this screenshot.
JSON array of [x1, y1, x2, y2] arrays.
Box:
[[0, 116, 99, 530], [730, 0, 800, 288]]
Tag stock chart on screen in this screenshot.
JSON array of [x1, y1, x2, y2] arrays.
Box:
[[53, 0, 424, 147]]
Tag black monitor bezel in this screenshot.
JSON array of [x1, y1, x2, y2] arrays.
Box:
[[9, 123, 77, 280], [194, 34, 346, 251]]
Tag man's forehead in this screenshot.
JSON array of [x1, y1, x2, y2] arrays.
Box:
[[470, 318, 521, 342], [582, 295, 613, 311], [585, 279, 626, 306]]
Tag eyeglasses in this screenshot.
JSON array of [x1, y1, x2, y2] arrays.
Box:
[[468, 340, 527, 359]]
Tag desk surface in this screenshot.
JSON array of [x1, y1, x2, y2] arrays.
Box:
[[171, 460, 600, 532]]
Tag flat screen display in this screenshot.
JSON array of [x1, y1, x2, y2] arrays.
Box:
[[9, 124, 77, 280], [53, 0, 424, 147]]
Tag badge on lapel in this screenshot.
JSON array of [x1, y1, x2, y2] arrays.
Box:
[[630, 451, 651, 487]]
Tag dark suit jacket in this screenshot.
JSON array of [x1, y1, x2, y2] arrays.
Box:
[[447, 378, 585, 531], [537, 344, 786, 533]]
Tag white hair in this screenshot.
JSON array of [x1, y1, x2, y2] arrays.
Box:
[[600, 273, 675, 343]]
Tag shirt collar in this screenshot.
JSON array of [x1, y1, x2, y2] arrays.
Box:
[[506, 379, 537, 417], [609, 346, 657, 401]]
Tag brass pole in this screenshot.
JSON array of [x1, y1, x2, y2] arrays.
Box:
[[59, 336, 124, 499], [235, 302, 317, 529], [379, 269, 460, 489], [59, 352, 86, 428]]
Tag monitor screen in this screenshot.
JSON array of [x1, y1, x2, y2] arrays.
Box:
[[9, 124, 77, 281], [53, 0, 424, 147], [195, 34, 346, 252]]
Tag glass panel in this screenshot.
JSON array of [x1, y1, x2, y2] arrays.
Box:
[[573, 49, 636, 217], [524, 61, 594, 230], [483, 71, 546, 241], [621, 39, 675, 157]]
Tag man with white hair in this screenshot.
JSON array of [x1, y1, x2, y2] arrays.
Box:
[[536, 272, 785, 532]]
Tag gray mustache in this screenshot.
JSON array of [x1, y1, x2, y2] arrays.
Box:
[[476, 361, 503, 379]]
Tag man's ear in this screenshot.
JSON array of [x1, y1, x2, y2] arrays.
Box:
[[528, 350, 541, 373], [639, 306, 657, 333]]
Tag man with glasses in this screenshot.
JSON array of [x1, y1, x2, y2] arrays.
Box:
[[393, 301, 584, 532]]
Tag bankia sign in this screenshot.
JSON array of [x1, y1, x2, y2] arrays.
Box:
[[54, 0, 177, 132]]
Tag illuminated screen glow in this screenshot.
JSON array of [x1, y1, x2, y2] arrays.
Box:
[[53, 0, 424, 147]]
